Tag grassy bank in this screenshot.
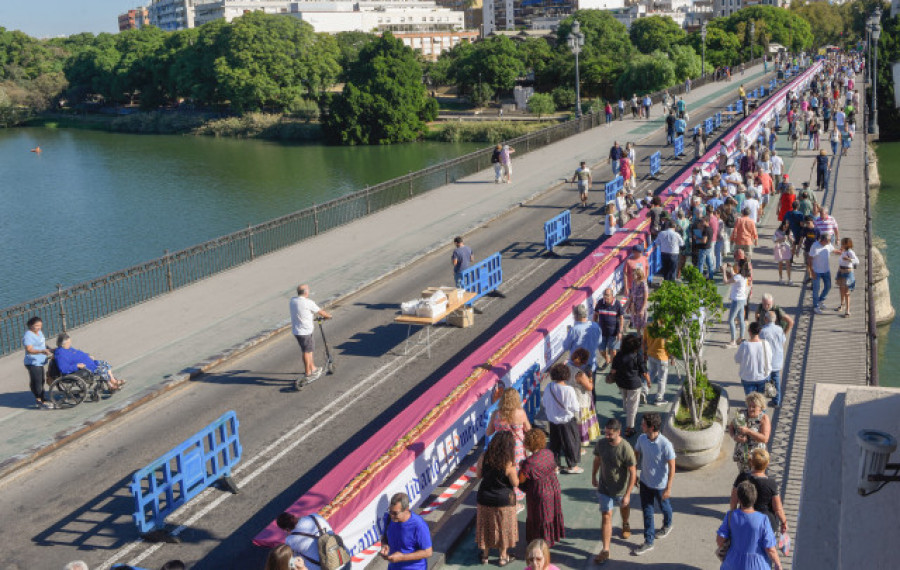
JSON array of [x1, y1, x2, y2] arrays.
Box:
[[425, 120, 558, 143]]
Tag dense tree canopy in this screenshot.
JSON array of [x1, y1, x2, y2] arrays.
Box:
[[324, 33, 437, 145], [686, 26, 742, 68], [717, 6, 813, 53], [616, 52, 677, 96], [630, 15, 687, 54]]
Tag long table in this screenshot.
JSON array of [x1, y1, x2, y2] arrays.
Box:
[[394, 290, 477, 357]]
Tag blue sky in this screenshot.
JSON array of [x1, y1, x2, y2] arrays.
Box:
[[0, 1, 141, 38]]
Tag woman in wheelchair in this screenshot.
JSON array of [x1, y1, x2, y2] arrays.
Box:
[[53, 333, 125, 391]]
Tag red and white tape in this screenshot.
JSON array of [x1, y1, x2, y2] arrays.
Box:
[[350, 465, 479, 566]]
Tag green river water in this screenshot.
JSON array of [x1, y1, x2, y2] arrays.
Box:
[[0, 127, 481, 308], [874, 142, 900, 387]]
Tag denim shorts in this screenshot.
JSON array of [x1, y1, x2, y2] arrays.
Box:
[[598, 491, 626, 512], [599, 335, 621, 352]]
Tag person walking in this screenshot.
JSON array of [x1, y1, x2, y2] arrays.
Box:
[[475, 431, 520, 566], [571, 161, 592, 209], [486, 388, 531, 502], [730, 449, 789, 548], [543, 363, 583, 473], [759, 311, 786, 407], [632, 412, 676, 556], [591, 418, 637, 566], [491, 144, 504, 183], [567, 348, 600, 446], [604, 203, 617, 237], [723, 262, 750, 347], [642, 319, 672, 406], [731, 207, 758, 260], [380, 493, 433, 570], [594, 288, 624, 370], [563, 304, 601, 373], [717, 481, 783, 570], [729, 391, 771, 474], [608, 141, 623, 177], [773, 220, 794, 285], [610, 334, 651, 438], [810, 149, 830, 193], [499, 144, 515, 183], [604, 101, 613, 126], [290, 285, 332, 383], [625, 267, 649, 338], [23, 316, 54, 409], [655, 221, 683, 282], [834, 237, 859, 317], [451, 236, 474, 288], [809, 233, 835, 313], [734, 322, 772, 396], [519, 430, 565, 546]]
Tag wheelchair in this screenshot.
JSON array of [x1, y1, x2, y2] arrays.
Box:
[[45, 357, 114, 409]]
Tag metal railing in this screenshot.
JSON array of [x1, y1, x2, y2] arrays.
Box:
[[0, 112, 605, 358], [863, 83, 879, 386]]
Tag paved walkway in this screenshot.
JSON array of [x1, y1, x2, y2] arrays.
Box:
[[0, 66, 773, 476], [439, 92, 871, 570]]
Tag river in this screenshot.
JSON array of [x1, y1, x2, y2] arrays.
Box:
[[875, 142, 900, 387], [0, 128, 481, 308]]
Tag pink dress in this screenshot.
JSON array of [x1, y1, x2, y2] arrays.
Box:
[[492, 415, 526, 502]]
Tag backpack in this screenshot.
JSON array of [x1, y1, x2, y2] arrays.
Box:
[[292, 515, 351, 570], [491, 149, 501, 164]]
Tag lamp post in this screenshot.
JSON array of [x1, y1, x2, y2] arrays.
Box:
[[870, 8, 882, 136], [568, 19, 585, 118], [701, 23, 707, 79], [749, 22, 755, 64]]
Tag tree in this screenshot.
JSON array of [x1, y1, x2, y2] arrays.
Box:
[[790, 3, 844, 48], [630, 15, 687, 54], [557, 11, 633, 97], [667, 45, 701, 81], [648, 265, 724, 427], [324, 33, 437, 145], [551, 86, 576, 110], [721, 6, 813, 53], [615, 52, 676, 97], [446, 36, 524, 96], [527, 92, 555, 118], [687, 26, 741, 68]]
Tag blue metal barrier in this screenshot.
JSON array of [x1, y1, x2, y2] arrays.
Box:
[[715, 113, 722, 129], [705, 117, 714, 135], [726, 104, 733, 113], [484, 364, 542, 442], [130, 411, 242, 535], [604, 176, 623, 204], [649, 152, 661, 178], [673, 136, 684, 157], [460, 252, 503, 304], [544, 210, 571, 255], [647, 244, 662, 282], [736, 100, 744, 114]]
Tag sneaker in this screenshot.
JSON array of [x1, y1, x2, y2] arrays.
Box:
[[657, 525, 673, 538], [654, 399, 668, 407], [41, 401, 56, 410], [593, 551, 610, 565], [814, 307, 824, 314], [787, 280, 794, 286], [564, 466, 585, 474], [639, 392, 647, 405], [725, 341, 738, 348], [622, 522, 632, 539], [632, 542, 654, 556]]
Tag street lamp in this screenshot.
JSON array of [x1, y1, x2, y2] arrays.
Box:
[[701, 23, 707, 78], [870, 7, 882, 136], [568, 19, 585, 118]]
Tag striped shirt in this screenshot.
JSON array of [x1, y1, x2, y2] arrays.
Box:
[[814, 215, 838, 237]]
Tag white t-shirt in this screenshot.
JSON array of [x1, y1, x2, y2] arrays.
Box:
[[744, 198, 760, 223], [809, 242, 835, 274], [729, 274, 748, 301], [290, 296, 321, 336], [771, 156, 784, 176], [285, 514, 334, 570]]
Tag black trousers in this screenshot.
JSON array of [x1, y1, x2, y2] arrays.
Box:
[[661, 252, 679, 281], [548, 418, 580, 469], [25, 364, 45, 400]]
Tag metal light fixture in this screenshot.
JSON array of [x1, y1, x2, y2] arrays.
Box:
[[701, 23, 708, 78], [750, 22, 756, 63], [857, 429, 899, 496], [568, 20, 585, 119], [870, 7, 882, 136]]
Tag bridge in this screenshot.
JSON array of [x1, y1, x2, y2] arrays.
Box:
[[0, 61, 888, 569]]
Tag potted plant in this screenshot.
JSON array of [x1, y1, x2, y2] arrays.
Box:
[[648, 265, 728, 469]]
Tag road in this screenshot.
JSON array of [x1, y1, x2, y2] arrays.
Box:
[[0, 75, 772, 570]]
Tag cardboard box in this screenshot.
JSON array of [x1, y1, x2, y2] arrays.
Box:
[[447, 307, 474, 328]]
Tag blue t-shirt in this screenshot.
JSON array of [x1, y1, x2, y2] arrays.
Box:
[[635, 433, 676, 489], [23, 330, 47, 366], [451, 246, 473, 275], [784, 210, 804, 237], [382, 512, 432, 570], [562, 320, 601, 371]]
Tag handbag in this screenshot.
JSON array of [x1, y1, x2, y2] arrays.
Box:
[[715, 510, 733, 562], [761, 340, 777, 399]]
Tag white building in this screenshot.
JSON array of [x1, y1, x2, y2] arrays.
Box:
[[483, 0, 624, 36], [712, 0, 788, 18], [194, 0, 296, 26], [148, 0, 197, 31]]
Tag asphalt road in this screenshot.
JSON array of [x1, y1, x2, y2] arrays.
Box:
[[0, 76, 772, 570]]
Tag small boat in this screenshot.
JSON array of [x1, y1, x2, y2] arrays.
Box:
[[30, 146, 42, 153]]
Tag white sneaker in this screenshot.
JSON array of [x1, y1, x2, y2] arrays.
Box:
[[814, 307, 824, 314]]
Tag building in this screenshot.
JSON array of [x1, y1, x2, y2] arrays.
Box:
[[147, 0, 197, 31], [483, 0, 628, 36], [118, 8, 151, 31], [712, 0, 788, 18], [194, 0, 296, 26]]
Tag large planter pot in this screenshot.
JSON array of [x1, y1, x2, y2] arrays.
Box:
[[661, 383, 729, 470]]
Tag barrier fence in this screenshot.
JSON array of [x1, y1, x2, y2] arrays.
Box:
[[705, 117, 714, 135], [130, 411, 241, 536], [0, 111, 610, 358], [604, 176, 624, 204], [649, 152, 661, 178], [460, 252, 503, 304], [673, 135, 684, 157], [543, 210, 572, 255]]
